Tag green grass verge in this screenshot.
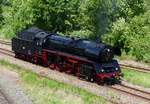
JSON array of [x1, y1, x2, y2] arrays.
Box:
[[122, 68, 150, 88], [0, 59, 107, 104]]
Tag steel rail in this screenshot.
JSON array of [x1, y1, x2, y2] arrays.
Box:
[[110, 84, 150, 101]]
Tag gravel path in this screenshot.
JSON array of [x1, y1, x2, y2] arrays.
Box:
[[0, 53, 150, 104], [0, 68, 33, 104], [0, 89, 9, 104]]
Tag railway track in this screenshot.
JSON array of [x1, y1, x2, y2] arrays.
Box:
[[120, 63, 150, 73], [0, 48, 14, 57], [110, 84, 150, 101], [0, 40, 150, 73], [0, 47, 150, 103], [0, 40, 11, 46]]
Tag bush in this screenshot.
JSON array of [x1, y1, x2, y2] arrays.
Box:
[[0, 0, 39, 38], [103, 11, 150, 62], [130, 36, 150, 62]]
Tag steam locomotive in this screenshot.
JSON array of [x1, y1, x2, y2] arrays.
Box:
[[12, 27, 122, 84]]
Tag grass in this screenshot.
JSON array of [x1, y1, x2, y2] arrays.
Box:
[[0, 59, 107, 104], [117, 54, 136, 61], [122, 68, 150, 88]]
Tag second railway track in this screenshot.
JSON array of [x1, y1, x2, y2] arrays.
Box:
[[0, 47, 149, 103], [0, 48, 14, 57], [110, 84, 150, 101], [120, 64, 150, 73], [0, 40, 11, 46]]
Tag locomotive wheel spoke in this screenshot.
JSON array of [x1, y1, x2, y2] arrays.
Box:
[[55, 64, 62, 71], [49, 64, 55, 70], [33, 57, 38, 64]]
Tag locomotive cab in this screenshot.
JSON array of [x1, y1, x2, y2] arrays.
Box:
[[34, 32, 50, 55]]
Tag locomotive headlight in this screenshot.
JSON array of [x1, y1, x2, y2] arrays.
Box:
[[115, 68, 118, 71], [101, 69, 104, 73], [107, 49, 110, 52]]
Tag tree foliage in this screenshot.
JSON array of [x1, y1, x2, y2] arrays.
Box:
[[0, 0, 84, 37], [35, 0, 82, 33], [0, 0, 40, 37], [0, 0, 5, 26], [84, 0, 145, 39], [86, 0, 120, 39], [103, 10, 150, 62]]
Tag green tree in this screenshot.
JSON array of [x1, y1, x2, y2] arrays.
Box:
[[0, 0, 4, 26], [0, 0, 41, 37], [0, 0, 83, 38], [103, 10, 150, 62], [35, 0, 82, 33], [85, 0, 145, 40], [117, 0, 145, 20], [86, 0, 115, 39]]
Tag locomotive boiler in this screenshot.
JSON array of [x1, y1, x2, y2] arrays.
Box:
[[44, 34, 114, 62], [12, 27, 122, 84]]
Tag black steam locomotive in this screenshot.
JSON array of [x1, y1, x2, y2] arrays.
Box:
[[12, 27, 122, 84]]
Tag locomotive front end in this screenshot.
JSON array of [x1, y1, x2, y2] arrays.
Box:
[[95, 60, 122, 84]]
